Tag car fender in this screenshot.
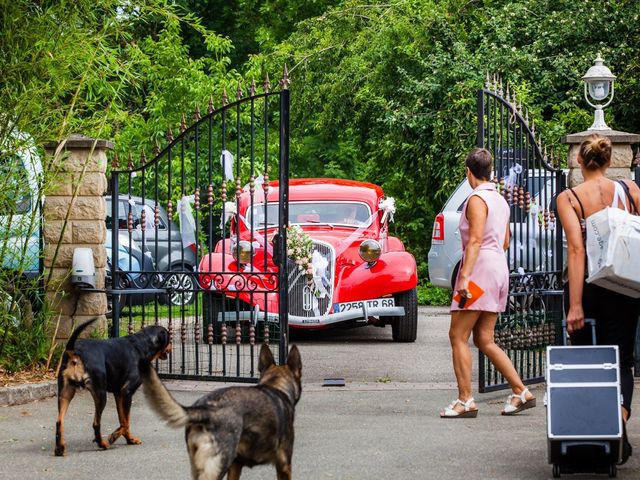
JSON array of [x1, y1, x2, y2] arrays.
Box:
[[333, 251, 417, 303], [385, 236, 405, 252]]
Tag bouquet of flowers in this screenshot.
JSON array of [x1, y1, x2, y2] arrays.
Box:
[[287, 224, 314, 279]]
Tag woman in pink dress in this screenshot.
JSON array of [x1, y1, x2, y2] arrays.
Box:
[[440, 148, 536, 418]]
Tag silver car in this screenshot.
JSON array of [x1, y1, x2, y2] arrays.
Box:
[[428, 174, 561, 289], [105, 195, 198, 306]]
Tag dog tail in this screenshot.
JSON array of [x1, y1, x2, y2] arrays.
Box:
[[64, 317, 99, 352], [139, 359, 190, 428]]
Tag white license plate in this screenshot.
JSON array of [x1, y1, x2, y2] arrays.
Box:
[[334, 297, 395, 313]]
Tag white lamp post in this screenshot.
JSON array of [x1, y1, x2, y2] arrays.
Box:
[[581, 54, 616, 131]]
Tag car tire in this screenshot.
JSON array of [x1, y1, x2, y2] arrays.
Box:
[[164, 265, 196, 307], [391, 288, 418, 342]]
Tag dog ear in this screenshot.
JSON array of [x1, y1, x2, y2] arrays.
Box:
[[258, 343, 275, 374], [287, 345, 302, 378]]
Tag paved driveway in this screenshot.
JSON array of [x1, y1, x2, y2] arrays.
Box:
[[1, 306, 638, 479]]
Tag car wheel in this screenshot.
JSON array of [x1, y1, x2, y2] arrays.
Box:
[[165, 266, 196, 307], [391, 288, 418, 342]]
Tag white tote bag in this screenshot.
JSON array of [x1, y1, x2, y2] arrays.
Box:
[[585, 182, 640, 297]]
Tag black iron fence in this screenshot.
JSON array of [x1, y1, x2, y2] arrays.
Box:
[[477, 77, 566, 392], [108, 70, 290, 382]]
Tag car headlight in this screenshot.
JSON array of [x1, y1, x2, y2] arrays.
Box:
[[232, 240, 254, 264], [358, 239, 381, 264]]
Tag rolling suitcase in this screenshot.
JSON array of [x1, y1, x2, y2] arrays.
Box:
[[545, 319, 623, 478]]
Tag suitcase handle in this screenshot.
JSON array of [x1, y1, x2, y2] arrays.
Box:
[[561, 441, 610, 456], [562, 318, 596, 346]]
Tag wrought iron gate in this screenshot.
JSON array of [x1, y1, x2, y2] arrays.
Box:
[[477, 78, 566, 392], [108, 70, 290, 382]]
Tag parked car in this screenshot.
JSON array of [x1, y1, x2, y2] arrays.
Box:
[[0, 133, 42, 325], [428, 172, 562, 289], [198, 178, 419, 342], [105, 233, 160, 316], [0, 136, 185, 321], [105, 195, 197, 307]]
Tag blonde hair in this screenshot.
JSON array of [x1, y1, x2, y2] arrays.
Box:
[[579, 134, 612, 171]]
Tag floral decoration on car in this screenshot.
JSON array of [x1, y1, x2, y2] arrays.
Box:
[[286, 224, 314, 280]]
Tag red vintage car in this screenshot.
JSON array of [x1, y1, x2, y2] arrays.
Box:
[[198, 178, 418, 342]]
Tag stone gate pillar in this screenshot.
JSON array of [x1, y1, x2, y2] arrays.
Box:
[[44, 134, 112, 341], [562, 129, 640, 187]]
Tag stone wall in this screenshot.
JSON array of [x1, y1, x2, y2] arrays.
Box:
[[43, 135, 112, 340], [562, 130, 640, 187]]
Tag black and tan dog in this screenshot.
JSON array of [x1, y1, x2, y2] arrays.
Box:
[[140, 343, 302, 480], [55, 318, 171, 456]]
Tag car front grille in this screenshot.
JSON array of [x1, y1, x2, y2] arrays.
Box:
[[287, 240, 334, 317]]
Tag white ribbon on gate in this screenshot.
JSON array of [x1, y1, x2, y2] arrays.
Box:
[[504, 162, 523, 189], [220, 150, 235, 181], [178, 195, 197, 249]]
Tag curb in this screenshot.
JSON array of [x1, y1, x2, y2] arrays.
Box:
[[0, 381, 57, 407]]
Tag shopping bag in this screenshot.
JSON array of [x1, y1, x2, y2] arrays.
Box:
[[585, 206, 640, 297]]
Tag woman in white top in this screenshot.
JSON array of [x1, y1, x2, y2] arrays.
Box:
[[556, 134, 640, 464]]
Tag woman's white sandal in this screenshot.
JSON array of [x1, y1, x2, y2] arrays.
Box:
[[501, 388, 536, 415], [440, 398, 478, 418]]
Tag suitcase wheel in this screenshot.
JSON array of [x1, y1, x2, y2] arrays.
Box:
[[552, 464, 561, 478], [608, 464, 617, 478]]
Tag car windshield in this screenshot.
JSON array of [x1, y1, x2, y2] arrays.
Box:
[[246, 201, 373, 228]]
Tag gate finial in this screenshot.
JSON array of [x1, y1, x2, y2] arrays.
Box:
[[112, 151, 119, 170], [153, 142, 160, 157], [194, 105, 201, 121], [505, 84, 511, 104], [180, 113, 187, 132], [167, 127, 174, 142], [250, 79, 256, 97], [236, 80, 243, 100], [140, 150, 146, 166], [498, 77, 503, 97], [208, 96, 215, 114], [222, 87, 228, 106], [263, 73, 271, 93], [128, 152, 134, 170], [280, 64, 290, 90], [485, 72, 491, 90]]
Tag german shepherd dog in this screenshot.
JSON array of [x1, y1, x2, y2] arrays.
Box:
[[55, 318, 172, 456], [140, 343, 302, 480]]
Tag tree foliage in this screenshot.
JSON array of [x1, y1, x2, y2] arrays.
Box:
[[248, 0, 640, 282], [0, 0, 236, 370]]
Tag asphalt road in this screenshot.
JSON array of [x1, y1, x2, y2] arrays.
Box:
[[1, 306, 639, 479]]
